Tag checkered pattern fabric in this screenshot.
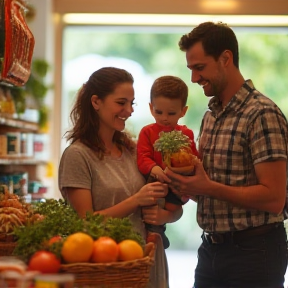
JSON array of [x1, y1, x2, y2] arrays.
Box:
[[197, 79, 288, 232]]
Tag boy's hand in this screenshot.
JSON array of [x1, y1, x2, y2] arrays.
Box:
[[151, 166, 171, 183]]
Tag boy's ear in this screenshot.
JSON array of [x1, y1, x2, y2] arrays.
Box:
[[91, 95, 100, 110], [180, 106, 188, 117], [149, 102, 154, 114]]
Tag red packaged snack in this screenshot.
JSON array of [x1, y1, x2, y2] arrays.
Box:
[[0, 0, 35, 86]]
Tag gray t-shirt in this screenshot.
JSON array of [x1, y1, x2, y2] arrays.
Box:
[[58, 141, 146, 237]]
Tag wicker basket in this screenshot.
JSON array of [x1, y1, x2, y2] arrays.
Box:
[[0, 241, 17, 257], [60, 242, 155, 288], [0, 233, 17, 256]]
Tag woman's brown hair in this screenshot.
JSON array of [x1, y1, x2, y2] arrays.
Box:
[[65, 67, 136, 159]]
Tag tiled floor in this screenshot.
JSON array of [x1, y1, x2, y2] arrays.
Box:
[[166, 250, 288, 288]]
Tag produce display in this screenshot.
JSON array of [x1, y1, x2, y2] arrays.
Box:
[[0, 199, 155, 288], [154, 130, 199, 175], [12, 199, 146, 274], [0, 188, 42, 238]]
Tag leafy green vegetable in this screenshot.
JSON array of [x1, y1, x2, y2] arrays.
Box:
[[154, 130, 191, 154], [104, 217, 145, 246]]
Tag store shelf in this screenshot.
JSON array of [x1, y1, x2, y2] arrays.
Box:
[[0, 113, 49, 195], [0, 115, 38, 132], [0, 158, 47, 165]]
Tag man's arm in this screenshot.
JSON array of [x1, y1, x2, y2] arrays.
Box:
[[166, 159, 287, 214]]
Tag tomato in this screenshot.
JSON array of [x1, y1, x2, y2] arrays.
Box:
[[48, 235, 62, 246], [28, 251, 61, 273], [91, 236, 119, 263]]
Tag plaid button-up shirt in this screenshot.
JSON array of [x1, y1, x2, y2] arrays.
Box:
[[197, 79, 288, 232]]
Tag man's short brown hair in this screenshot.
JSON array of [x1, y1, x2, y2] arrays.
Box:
[[179, 21, 239, 68]]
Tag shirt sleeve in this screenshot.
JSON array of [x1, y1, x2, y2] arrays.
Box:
[[58, 146, 92, 195], [137, 128, 157, 176], [248, 108, 288, 164]]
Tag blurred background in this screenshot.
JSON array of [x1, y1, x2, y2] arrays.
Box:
[[25, 1, 288, 286]]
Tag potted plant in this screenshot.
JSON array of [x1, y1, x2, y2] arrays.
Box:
[[11, 58, 52, 130]]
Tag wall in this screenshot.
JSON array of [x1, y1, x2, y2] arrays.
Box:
[[27, 0, 61, 199], [28, 0, 53, 60], [53, 0, 288, 15]]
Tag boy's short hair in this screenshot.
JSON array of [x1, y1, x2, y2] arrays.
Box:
[[150, 76, 188, 107]]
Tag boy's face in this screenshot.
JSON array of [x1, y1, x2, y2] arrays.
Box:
[[149, 96, 188, 128]]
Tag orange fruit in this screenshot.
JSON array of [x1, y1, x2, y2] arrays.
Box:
[[61, 232, 94, 263], [91, 236, 119, 263], [118, 240, 144, 261], [170, 149, 194, 167]]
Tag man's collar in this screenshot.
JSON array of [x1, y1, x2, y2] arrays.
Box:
[[208, 79, 255, 115]]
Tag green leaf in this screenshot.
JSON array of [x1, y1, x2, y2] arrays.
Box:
[[154, 130, 191, 154]]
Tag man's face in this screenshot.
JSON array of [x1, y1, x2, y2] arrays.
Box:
[[185, 41, 227, 98]]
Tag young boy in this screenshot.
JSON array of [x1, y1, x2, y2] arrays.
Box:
[[137, 75, 199, 248]]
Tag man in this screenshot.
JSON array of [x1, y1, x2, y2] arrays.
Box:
[[165, 21, 288, 288]]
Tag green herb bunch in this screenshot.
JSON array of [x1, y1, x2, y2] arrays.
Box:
[[13, 199, 144, 262], [154, 130, 191, 154], [104, 217, 145, 247]]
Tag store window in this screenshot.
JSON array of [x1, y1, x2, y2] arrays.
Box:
[[61, 26, 288, 142], [61, 25, 288, 287]]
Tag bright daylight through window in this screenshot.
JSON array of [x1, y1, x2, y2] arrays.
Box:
[[61, 22, 288, 288]]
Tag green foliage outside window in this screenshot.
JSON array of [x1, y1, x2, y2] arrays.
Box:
[[63, 27, 288, 250]]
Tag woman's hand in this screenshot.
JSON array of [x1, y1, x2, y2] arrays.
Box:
[[142, 203, 183, 225], [134, 182, 168, 207], [142, 205, 169, 225]]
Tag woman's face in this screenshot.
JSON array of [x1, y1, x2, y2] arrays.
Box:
[[92, 82, 135, 133]]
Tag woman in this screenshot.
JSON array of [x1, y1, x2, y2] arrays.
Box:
[[58, 67, 172, 287]]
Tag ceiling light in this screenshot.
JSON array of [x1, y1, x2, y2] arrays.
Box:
[[200, 0, 239, 11], [63, 13, 288, 27]]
